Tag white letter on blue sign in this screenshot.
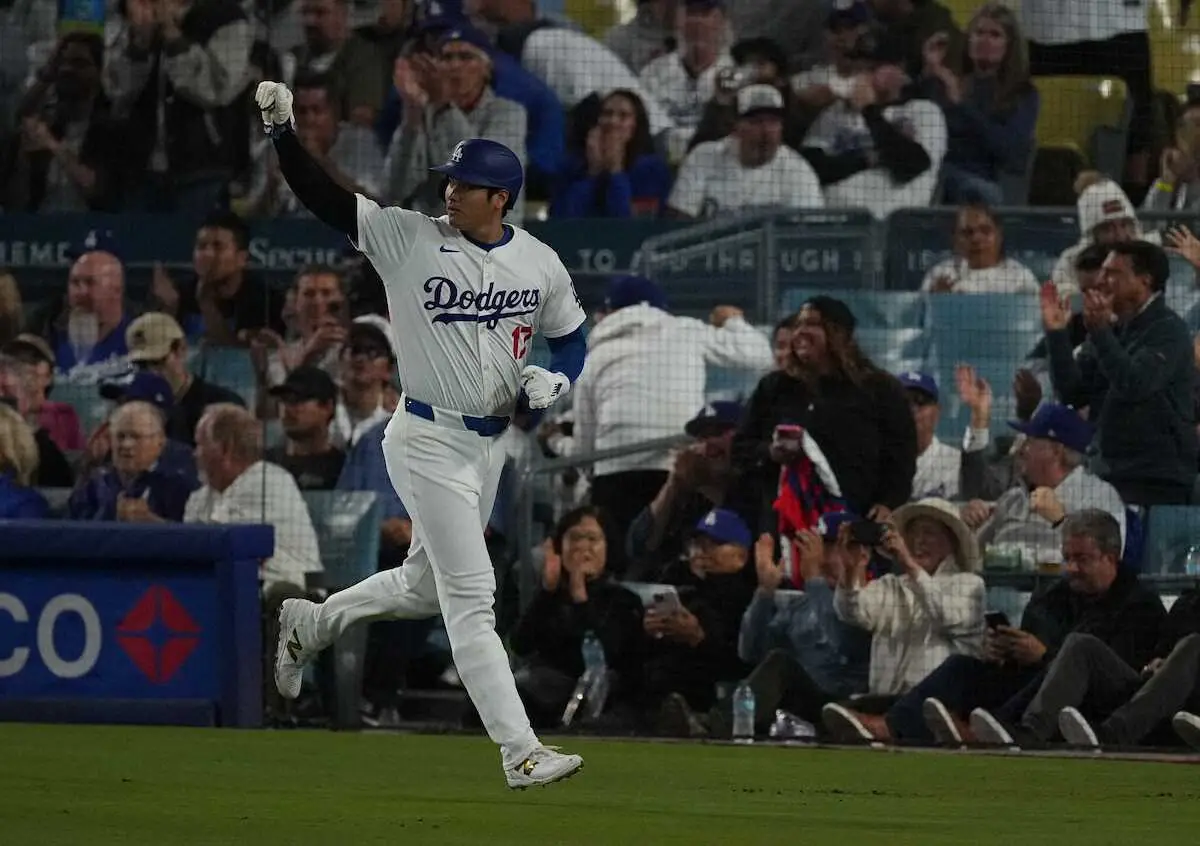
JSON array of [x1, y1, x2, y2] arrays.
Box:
[[0, 593, 29, 676], [37, 594, 101, 679]]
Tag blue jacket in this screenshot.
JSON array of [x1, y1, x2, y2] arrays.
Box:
[[68, 465, 200, 522], [738, 580, 871, 698], [926, 76, 1040, 179], [0, 474, 50, 519], [550, 153, 673, 218], [376, 52, 565, 180]]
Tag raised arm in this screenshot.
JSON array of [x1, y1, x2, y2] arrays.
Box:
[[257, 82, 358, 238]]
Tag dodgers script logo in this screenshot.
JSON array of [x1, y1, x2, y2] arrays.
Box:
[[423, 277, 540, 329]]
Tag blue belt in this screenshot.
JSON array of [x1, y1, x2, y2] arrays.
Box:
[[404, 396, 510, 437]]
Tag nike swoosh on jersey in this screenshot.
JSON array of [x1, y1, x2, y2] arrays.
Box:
[[439, 245, 460, 253]]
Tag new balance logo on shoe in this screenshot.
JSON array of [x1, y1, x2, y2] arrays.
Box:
[[286, 631, 302, 662]]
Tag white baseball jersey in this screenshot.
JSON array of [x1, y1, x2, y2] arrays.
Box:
[[351, 194, 587, 417]]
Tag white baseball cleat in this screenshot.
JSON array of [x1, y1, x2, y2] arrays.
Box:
[[505, 746, 584, 790], [275, 598, 318, 700]]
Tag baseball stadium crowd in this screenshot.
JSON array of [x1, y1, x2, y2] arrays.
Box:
[[4, 0, 1200, 755]]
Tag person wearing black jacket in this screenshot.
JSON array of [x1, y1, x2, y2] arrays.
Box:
[[887, 509, 1165, 745], [731, 295, 916, 532], [968, 589, 1200, 749], [1044, 240, 1198, 505], [510, 507, 645, 726], [638, 508, 757, 725]]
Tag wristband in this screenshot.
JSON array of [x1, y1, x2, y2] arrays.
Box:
[[1155, 179, 1175, 193]]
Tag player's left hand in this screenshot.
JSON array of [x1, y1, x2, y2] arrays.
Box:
[[520, 365, 570, 410]]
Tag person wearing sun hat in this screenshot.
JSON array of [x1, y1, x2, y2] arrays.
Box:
[[820, 496, 987, 744]]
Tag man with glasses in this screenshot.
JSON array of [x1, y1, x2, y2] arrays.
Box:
[[123, 312, 244, 445], [332, 320, 393, 449], [898, 371, 960, 500]]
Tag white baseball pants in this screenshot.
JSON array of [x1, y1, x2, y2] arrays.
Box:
[[310, 403, 539, 768]]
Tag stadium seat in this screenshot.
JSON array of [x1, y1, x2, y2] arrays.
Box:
[[1143, 505, 1200, 574], [50, 381, 110, 435], [1034, 76, 1131, 181], [925, 294, 1042, 365], [1149, 0, 1200, 96], [193, 345, 258, 410], [302, 490, 381, 729]]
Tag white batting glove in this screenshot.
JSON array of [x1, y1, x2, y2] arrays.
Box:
[[521, 366, 570, 410], [254, 80, 294, 134]]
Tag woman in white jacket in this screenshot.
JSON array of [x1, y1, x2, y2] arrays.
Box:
[[821, 497, 987, 742], [573, 275, 774, 572]]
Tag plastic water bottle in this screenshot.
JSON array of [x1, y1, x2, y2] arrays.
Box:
[[581, 631, 610, 719], [732, 680, 756, 744], [1186, 545, 1200, 576]]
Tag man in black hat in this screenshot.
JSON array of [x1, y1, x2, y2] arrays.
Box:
[[265, 366, 346, 491]]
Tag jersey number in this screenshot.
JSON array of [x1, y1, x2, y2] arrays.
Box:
[[511, 325, 533, 359]]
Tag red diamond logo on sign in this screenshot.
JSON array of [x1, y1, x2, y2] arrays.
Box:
[[116, 586, 201, 683]]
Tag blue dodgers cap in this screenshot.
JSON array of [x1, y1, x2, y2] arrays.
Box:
[[68, 228, 123, 262], [898, 370, 939, 402], [815, 511, 861, 542], [693, 508, 752, 547], [685, 400, 744, 437], [98, 370, 174, 413], [438, 23, 493, 55], [605, 275, 668, 311], [828, 0, 870, 28], [1008, 403, 1095, 453]]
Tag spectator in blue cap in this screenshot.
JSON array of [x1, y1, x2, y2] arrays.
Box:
[[384, 23, 528, 220], [898, 370, 961, 501], [576, 276, 772, 574], [959, 402, 1125, 571], [661, 510, 876, 738], [641, 507, 757, 728], [627, 399, 746, 578]]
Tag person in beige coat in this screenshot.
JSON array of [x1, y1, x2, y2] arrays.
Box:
[[821, 497, 987, 741]]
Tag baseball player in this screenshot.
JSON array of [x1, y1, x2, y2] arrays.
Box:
[[255, 80, 587, 789]]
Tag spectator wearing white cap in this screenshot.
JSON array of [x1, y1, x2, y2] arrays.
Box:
[[800, 32, 946, 219], [1049, 177, 1156, 295], [899, 371, 961, 501], [667, 84, 824, 219], [637, 0, 734, 162]]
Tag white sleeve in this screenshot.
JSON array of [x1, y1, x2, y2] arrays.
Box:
[[910, 100, 948, 167], [690, 315, 775, 371], [1015, 262, 1041, 291], [539, 259, 588, 338], [350, 194, 428, 268], [790, 154, 825, 209], [921, 258, 952, 292], [667, 149, 706, 217]]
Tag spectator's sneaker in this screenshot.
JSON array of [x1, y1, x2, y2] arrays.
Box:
[[822, 703, 887, 746], [505, 746, 584, 790], [1058, 706, 1101, 751], [274, 598, 319, 700], [970, 708, 1018, 750], [1171, 711, 1200, 750], [923, 698, 971, 747]]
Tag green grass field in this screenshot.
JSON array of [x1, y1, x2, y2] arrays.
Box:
[[2, 725, 1199, 845]]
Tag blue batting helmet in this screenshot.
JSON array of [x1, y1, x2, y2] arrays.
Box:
[[430, 138, 524, 211]]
